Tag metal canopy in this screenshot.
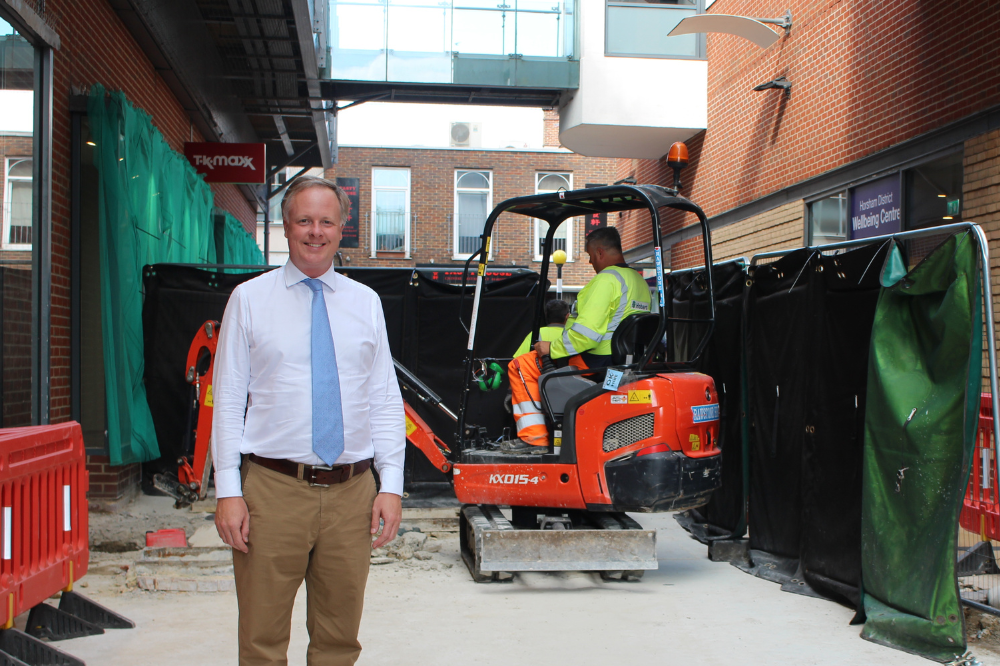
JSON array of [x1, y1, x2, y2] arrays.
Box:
[[492, 184, 690, 223], [112, 0, 330, 175]]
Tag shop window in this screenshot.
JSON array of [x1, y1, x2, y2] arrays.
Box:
[[806, 192, 847, 246], [454, 170, 491, 258], [3, 157, 32, 249], [371, 167, 410, 256], [606, 0, 704, 59], [535, 172, 572, 260]]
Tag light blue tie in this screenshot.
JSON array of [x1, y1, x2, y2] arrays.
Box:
[[305, 278, 345, 465]]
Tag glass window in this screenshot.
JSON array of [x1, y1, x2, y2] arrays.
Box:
[[454, 170, 492, 257], [905, 151, 963, 230], [807, 192, 847, 246], [372, 168, 410, 255], [0, 18, 36, 427], [606, 0, 703, 58], [535, 172, 572, 260]]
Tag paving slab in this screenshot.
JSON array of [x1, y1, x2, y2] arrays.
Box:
[[56, 513, 995, 665]]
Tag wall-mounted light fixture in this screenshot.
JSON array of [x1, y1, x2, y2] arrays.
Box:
[[753, 76, 792, 98]]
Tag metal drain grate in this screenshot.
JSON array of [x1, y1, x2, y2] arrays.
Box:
[[603, 414, 655, 452]]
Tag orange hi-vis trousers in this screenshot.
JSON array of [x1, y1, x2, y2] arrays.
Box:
[[508, 351, 588, 447]]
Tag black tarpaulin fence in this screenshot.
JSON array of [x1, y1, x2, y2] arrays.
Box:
[[678, 225, 997, 662], [140, 265, 540, 485]]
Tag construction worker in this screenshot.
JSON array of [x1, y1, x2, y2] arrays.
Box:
[[512, 298, 570, 357], [505, 227, 652, 452]]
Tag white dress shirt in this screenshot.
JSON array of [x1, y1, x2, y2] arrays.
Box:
[[211, 262, 405, 498]]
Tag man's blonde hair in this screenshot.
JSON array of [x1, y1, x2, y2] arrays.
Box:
[[280, 175, 352, 223]]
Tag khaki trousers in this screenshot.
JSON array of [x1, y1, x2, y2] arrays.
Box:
[[234, 460, 377, 666]]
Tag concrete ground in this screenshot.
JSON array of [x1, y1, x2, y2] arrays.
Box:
[[51, 502, 996, 666]]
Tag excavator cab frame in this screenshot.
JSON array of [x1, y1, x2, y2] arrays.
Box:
[[454, 184, 716, 454]]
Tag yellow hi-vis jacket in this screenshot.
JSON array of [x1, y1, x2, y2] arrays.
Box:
[[549, 264, 652, 360], [514, 325, 564, 358]]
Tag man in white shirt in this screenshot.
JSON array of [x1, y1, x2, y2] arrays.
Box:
[[212, 175, 404, 666]]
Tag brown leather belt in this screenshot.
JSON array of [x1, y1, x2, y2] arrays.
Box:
[[249, 454, 372, 487]]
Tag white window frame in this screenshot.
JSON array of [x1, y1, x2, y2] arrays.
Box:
[[453, 170, 493, 260], [370, 167, 411, 258], [3, 157, 32, 251], [534, 171, 573, 262]]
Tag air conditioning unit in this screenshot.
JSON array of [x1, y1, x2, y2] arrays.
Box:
[[450, 122, 481, 148]]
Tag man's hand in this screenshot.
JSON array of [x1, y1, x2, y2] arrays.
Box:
[[215, 497, 250, 553], [371, 492, 402, 549], [533, 341, 551, 356]]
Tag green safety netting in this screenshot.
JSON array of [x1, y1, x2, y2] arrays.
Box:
[[217, 207, 265, 269], [861, 232, 983, 661], [89, 85, 263, 464]]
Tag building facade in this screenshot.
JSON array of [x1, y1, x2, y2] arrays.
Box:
[[613, 0, 1000, 276], [260, 112, 619, 292]]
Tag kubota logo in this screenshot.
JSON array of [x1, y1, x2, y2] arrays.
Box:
[[191, 155, 256, 170], [488, 474, 539, 485]]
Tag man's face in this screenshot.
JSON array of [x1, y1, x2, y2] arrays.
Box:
[[283, 186, 343, 277]]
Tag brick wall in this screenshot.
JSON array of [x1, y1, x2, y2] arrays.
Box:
[[85, 454, 140, 501], [324, 146, 618, 288], [616, 0, 1000, 267], [543, 109, 561, 149]]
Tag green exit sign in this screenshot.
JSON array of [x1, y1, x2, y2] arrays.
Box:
[[947, 198, 961, 216]]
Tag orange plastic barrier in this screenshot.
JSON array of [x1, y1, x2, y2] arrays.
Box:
[[960, 394, 998, 541], [0, 423, 88, 628]]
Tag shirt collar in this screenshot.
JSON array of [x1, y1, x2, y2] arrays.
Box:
[[282, 262, 339, 292]]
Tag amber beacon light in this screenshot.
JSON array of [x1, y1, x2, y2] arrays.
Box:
[[667, 142, 689, 192]]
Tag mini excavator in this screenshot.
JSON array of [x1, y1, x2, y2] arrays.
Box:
[[394, 183, 722, 582], [165, 179, 723, 580]]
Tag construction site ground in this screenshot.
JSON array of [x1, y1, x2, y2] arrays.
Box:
[[48, 494, 1000, 665]]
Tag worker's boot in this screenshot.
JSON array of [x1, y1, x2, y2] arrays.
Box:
[[500, 439, 548, 454]]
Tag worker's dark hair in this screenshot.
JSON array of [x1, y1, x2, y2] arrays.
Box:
[[545, 298, 570, 325], [585, 226, 623, 254]]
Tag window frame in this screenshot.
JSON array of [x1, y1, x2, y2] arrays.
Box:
[[370, 166, 411, 258], [452, 169, 493, 260], [804, 189, 849, 247], [3, 156, 32, 251], [533, 171, 574, 262]]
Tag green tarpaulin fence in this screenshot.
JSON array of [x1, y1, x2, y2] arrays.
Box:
[[861, 232, 983, 661], [218, 207, 265, 268], [89, 85, 263, 464]]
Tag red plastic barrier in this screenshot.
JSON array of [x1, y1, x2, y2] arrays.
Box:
[[960, 394, 998, 540], [0, 423, 88, 628]]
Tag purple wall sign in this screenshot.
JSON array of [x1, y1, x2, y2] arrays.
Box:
[[850, 175, 902, 239]]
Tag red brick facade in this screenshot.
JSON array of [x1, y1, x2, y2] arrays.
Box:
[[323, 146, 617, 288], [616, 0, 1000, 266]]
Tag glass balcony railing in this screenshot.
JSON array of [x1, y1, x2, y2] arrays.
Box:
[[325, 0, 578, 87]]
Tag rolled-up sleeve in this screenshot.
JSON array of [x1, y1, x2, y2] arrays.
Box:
[[211, 287, 251, 498], [367, 298, 405, 496]]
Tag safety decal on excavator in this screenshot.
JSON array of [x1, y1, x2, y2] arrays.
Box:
[[405, 415, 418, 437], [628, 390, 652, 404], [610, 394, 628, 404], [204, 385, 213, 407], [689, 433, 701, 451], [489, 473, 540, 485], [691, 404, 720, 423]]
